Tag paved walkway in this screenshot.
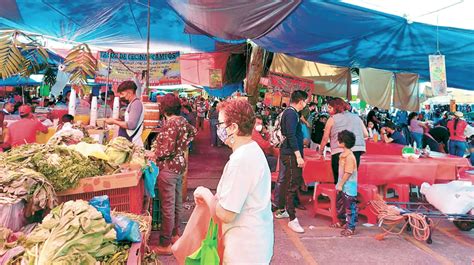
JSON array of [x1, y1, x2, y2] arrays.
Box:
[[154, 120, 474, 265]]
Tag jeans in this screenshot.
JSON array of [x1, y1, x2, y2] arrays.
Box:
[[266, 155, 278, 172], [449, 140, 467, 157], [210, 119, 218, 146], [331, 151, 363, 184], [336, 192, 358, 230], [275, 154, 303, 221], [411, 132, 423, 148], [157, 169, 183, 246], [197, 117, 205, 130]]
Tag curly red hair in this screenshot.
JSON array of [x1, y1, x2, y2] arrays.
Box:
[[218, 99, 255, 136], [159, 94, 181, 116], [328, 98, 350, 114]]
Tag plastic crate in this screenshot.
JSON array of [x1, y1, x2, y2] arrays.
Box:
[[57, 170, 144, 214], [151, 188, 161, 231]]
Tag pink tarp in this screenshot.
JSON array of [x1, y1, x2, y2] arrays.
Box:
[[180, 52, 230, 87]]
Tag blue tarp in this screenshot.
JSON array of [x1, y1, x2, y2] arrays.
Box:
[[0, 76, 41, 86], [203, 83, 243, 98], [0, 0, 217, 52], [253, 1, 474, 90]]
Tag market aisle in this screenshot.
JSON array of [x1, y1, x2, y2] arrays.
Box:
[[186, 119, 231, 190]]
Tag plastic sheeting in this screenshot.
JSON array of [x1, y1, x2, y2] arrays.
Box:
[[0, 76, 41, 86], [394, 73, 420, 112], [0, 0, 218, 52], [252, 2, 474, 91], [203, 82, 243, 98], [180, 52, 230, 87], [358, 68, 393, 110], [168, 0, 301, 40], [270, 53, 350, 98]]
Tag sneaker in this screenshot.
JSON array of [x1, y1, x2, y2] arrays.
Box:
[[275, 209, 289, 219], [288, 218, 305, 233]]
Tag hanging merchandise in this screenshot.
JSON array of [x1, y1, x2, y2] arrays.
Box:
[[209, 69, 223, 88], [429, 55, 447, 96]]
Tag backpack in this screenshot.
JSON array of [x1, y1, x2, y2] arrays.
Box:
[[270, 110, 286, 147]]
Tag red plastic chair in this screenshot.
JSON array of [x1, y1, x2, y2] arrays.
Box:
[[312, 183, 338, 224], [313, 183, 379, 224], [357, 184, 378, 224], [383, 184, 410, 203]]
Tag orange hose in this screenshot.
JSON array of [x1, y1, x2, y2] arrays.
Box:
[[370, 200, 431, 242]]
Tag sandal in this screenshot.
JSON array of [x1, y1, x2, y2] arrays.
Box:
[[341, 229, 355, 237], [330, 222, 346, 229]]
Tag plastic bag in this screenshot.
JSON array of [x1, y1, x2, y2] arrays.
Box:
[[89, 195, 112, 223], [185, 219, 219, 265], [420, 181, 474, 214], [112, 215, 142, 243], [143, 161, 159, 198]]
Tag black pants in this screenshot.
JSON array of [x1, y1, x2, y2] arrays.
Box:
[[275, 154, 303, 220], [331, 151, 364, 184]]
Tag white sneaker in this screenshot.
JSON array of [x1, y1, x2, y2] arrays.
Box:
[[288, 218, 305, 233], [275, 210, 289, 219]]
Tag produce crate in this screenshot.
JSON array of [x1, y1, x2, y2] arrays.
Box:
[[126, 215, 152, 265], [57, 170, 144, 214]]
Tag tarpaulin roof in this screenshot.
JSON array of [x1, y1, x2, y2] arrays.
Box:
[[0, 0, 219, 53], [0, 75, 41, 86], [169, 1, 474, 91]]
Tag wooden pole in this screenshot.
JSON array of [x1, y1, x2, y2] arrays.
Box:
[[103, 50, 112, 117]]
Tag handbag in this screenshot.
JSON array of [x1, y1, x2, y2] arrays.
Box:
[[185, 218, 220, 265]]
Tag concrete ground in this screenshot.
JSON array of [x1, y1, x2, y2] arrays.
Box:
[[152, 121, 474, 265]]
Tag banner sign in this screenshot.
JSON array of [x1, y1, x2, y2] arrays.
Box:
[[209, 69, 223, 88], [428, 55, 447, 96], [96, 51, 181, 86], [268, 71, 314, 96]]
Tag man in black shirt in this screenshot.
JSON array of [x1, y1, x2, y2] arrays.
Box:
[[274, 90, 308, 233], [367, 107, 380, 131], [423, 126, 449, 152]]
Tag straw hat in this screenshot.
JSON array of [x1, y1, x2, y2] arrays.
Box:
[[454, 111, 464, 118]]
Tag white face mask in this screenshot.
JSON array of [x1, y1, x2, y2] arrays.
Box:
[[255, 124, 263, 132]]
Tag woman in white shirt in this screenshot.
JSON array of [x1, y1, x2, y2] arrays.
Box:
[[194, 99, 274, 264]]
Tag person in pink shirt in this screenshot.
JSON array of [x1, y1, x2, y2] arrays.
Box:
[[3, 105, 48, 149]]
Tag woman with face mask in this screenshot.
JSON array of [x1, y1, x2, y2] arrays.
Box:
[[194, 99, 274, 264], [252, 115, 277, 172], [105, 81, 144, 146]]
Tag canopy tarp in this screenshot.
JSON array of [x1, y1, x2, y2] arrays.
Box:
[[168, 1, 474, 91], [0, 0, 221, 53], [203, 82, 243, 98], [0, 75, 41, 86]]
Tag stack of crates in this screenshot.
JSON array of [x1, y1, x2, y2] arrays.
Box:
[[151, 188, 161, 231]]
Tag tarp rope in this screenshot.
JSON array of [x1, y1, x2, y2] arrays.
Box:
[[370, 200, 431, 242]]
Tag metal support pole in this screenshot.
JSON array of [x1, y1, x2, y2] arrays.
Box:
[[104, 49, 112, 117], [145, 0, 151, 97]]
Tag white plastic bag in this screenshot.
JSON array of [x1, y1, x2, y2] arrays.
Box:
[[420, 181, 474, 215]]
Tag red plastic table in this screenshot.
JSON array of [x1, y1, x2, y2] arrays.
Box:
[[365, 140, 404, 155], [302, 153, 469, 185]]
